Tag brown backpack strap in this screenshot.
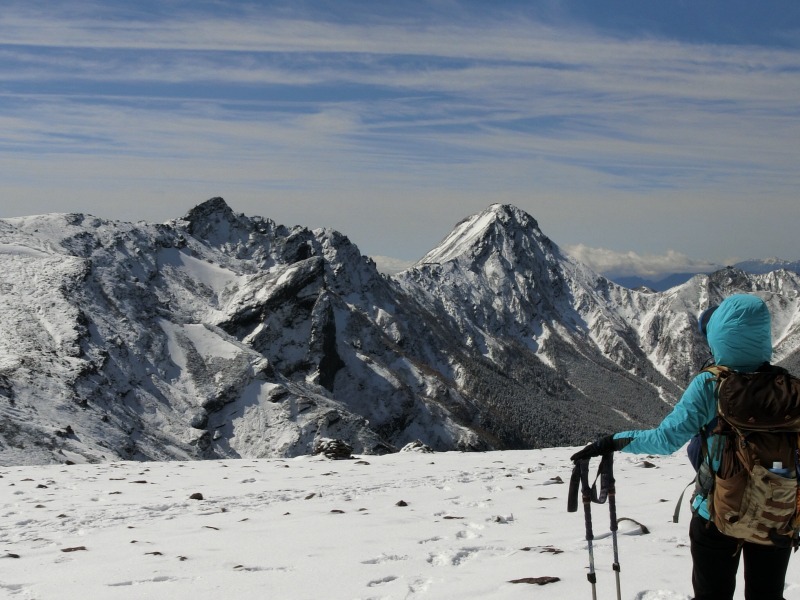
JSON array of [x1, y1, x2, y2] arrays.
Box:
[[702, 364, 732, 382]]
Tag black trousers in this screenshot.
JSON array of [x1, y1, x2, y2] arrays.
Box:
[[690, 514, 792, 600]]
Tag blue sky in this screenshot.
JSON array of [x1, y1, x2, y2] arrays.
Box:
[[1, 1, 799, 277]]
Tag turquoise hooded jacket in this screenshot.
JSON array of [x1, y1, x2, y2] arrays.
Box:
[[612, 293, 773, 519]]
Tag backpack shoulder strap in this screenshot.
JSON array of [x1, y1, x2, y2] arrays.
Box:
[[701, 364, 732, 381]]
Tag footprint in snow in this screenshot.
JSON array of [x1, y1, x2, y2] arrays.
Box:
[[107, 575, 175, 587], [361, 553, 408, 565], [427, 547, 482, 566], [455, 529, 479, 540], [367, 575, 398, 587], [417, 537, 441, 544], [634, 591, 691, 600]]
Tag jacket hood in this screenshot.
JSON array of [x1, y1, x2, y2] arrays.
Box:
[[706, 294, 772, 371]]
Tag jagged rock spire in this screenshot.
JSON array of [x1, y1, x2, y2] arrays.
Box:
[[183, 197, 236, 236]]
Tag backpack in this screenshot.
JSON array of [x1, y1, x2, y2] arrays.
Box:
[[697, 364, 800, 547]]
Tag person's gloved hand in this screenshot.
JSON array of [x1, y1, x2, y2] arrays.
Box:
[[570, 435, 632, 462]]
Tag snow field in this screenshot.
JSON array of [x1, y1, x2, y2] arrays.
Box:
[[2, 448, 800, 599]]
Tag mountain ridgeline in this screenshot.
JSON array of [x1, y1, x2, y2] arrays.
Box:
[[1, 199, 799, 465]]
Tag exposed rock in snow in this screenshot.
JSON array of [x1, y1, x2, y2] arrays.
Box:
[[313, 437, 354, 459], [400, 440, 434, 453]]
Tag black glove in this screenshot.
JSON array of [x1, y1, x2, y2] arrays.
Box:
[[570, 435, 632, 462]]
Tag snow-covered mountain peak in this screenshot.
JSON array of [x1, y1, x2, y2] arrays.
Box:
[[416, 203, 548, 266], [400, 204, 603, 361], [176, 197, 288, 255], [184, 196, 233, 221], [181, 197, 245, 239]]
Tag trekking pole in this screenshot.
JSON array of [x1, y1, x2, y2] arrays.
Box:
[[569, 459, 598, 600], [600, 453, 622, 600]]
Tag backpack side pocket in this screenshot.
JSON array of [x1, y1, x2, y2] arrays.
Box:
[[711, 467, 748, 530], [715, 465, 797, 544]]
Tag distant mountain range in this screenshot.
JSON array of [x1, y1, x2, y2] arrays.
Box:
[[733, 258, 800, 275], [2, 199, 799, 465], [612, 258, 800, 291]]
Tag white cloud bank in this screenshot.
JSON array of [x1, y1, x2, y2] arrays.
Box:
[[564, 244, 721, 280], [372, 255, 417, 276]]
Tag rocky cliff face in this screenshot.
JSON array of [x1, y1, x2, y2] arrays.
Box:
[[1, 199, 799, 465]]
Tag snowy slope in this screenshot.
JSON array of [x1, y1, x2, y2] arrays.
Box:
[[1, 200, 800, 466], [0, 201, 484, 465], [2, 447, 799, 599]]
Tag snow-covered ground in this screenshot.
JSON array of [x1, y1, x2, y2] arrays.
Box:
[[2, 447, 799, 600]]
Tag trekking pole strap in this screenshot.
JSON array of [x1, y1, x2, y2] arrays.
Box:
[[578, 459, 596, 540], [567, 460, 582, 513], [568, 454, 617, 512], [599, 452, 615, 499]]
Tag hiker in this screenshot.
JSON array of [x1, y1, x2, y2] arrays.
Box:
[[570, 293, 793, 600]]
